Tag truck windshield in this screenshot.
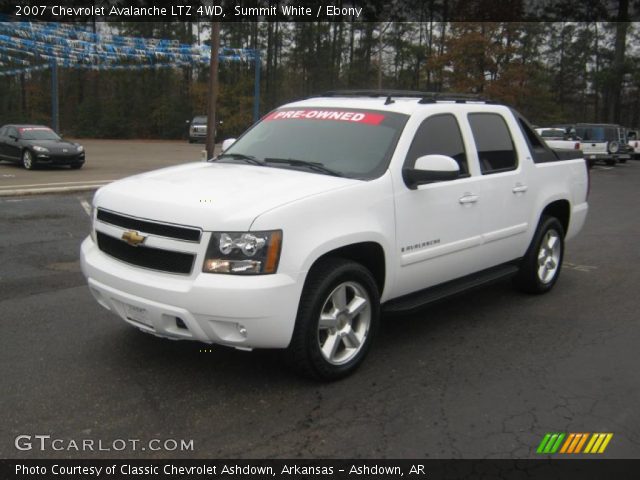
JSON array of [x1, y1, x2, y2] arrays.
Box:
[[19, 128, 60, 141], [222, 108, 408, 179]]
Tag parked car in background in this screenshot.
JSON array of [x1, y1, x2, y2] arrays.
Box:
[[0, 124, 85, 170], [186, 115, 207, 143], [535, 127, 581, 151], [558, 123, 632, 166], [626, 129, 640, 159], [186, 116, 225, 144]]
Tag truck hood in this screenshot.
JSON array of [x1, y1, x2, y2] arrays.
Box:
[[94, 162, 359, 231]]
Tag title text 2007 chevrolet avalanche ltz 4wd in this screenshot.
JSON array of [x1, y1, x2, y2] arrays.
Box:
[[81, 91, 589, 380]]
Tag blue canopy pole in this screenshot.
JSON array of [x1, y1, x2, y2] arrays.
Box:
[[253, 50, 260, 123], [51, 59, 59, 132]]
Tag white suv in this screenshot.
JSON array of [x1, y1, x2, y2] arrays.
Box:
[[81, 91, 589, 379]]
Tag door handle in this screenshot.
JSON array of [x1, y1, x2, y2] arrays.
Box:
[[459, 194, 479, 204], [512, 184, 528, 194]]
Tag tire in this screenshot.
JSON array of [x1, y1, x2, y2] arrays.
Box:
[[70, 163, 83, 169], [22, 150, 35, 170], [514, 216, 565, 294], [286, 258, 380, 380], [619, 158, 627, 164], [605, 159, 616, 166]]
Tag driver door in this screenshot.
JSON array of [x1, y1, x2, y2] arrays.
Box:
[[393, 113, 486, 298], [5, 126, 22, 161]]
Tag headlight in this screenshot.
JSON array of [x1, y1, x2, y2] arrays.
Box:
[[32, 146, 48, 153], [76, 145, 84, 152], [203, 230, 282, 275]]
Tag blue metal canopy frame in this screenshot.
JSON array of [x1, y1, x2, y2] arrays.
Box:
[[0, 20, 261, 131]]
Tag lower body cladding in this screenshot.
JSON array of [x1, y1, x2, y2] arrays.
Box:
[[80, 237, 304, 350]]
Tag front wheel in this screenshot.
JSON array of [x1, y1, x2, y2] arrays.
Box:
[[514, 216, 565, 294], [22, 150, 35, 170], [286, 258, 380, 380]]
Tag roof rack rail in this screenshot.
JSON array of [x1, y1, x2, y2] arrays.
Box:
[[317, 89, 494, 104], [321, 89, 430, 98]]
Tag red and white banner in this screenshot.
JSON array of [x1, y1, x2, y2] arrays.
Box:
[[18, 127, 52, 132], [264, 109, 385, 125]]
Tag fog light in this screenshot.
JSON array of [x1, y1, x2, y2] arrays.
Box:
[[237, 324, 247, 337]]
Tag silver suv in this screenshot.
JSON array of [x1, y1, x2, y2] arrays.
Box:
[[187, 116, 207, 143]]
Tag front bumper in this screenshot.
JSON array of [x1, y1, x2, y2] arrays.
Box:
[[36, 152, 85, 165], [585, 153, 631, 162], [189, 130, 207, 140], [80, 237, 303, 349]]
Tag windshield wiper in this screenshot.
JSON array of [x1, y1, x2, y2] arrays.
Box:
[[263, 158, 344, 177], [212, 153, 266, 166]]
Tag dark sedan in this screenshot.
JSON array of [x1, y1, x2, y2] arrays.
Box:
[[0, 124, 85, 170]]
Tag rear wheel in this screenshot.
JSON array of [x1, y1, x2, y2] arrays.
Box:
[[619, 158, 627, 164], [605, 159, 616, 166], [22, 150, 35, 170], [514, 216, 565, 294], [286, 258, 380, 380]]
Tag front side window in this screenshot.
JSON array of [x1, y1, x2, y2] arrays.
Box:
[[405, 114, 469, 176], [222, 108, 409, 179], [468, 113, 518, 174]]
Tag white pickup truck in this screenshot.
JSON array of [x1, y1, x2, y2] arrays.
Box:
[[627, 130, 640, 159], [535, 127, 581, 151], [81, 91, 589, 380]]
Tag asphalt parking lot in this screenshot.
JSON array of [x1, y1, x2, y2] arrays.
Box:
[[0, 139, 211, 195], [1, 152, 639, 459]]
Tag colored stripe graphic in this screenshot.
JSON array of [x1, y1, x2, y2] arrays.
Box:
[[584, 433, 613, 454], [574, 433, 589, 453], [537, 433, 565, 453], [540, 433, 613, 454], [536, 433, 552, 454], [560, 433, 576, 453]]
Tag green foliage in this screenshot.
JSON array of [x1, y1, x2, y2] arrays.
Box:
[[3, 21, 640, 138]]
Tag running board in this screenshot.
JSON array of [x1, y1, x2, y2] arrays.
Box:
[[383, 263, 520, 314]]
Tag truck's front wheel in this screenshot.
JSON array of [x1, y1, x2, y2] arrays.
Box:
[[286, 258, 380, 380], [514, 216, 565, 294]]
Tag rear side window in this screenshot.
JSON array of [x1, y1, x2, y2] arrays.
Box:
[[405, 114, 469, 176], [517, 116, 557, 163], [468, 113, 518, 174]]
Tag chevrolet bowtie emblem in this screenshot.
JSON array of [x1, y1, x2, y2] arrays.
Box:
[[121, 230, 146, 247]]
